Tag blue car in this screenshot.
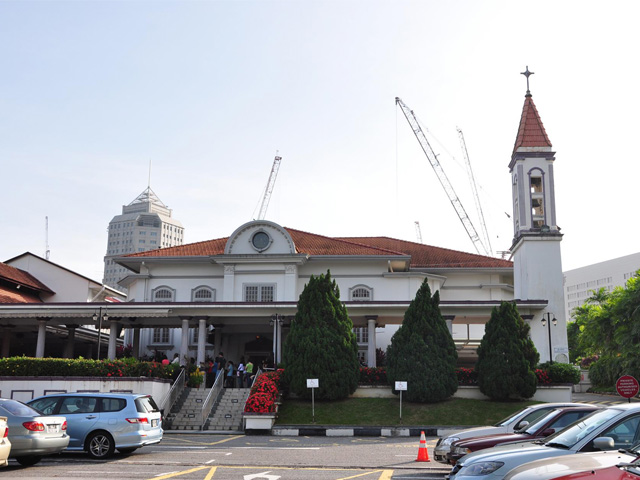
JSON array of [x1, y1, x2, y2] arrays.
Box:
[[29, 393, 162, 459]]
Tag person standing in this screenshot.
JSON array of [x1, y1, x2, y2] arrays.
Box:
[[237, 357, 245, 388], [225, 361, 234, 388], [215, 352, 226, 380], [245, 358, 254, 387]]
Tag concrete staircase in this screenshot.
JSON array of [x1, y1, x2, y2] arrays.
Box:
[[204, 387, 251, 432], [165, 387, 210, 431]]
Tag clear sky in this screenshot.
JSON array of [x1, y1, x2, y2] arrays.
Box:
[[1, 0, 637, 281]]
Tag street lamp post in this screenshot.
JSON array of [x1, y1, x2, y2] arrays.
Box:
[[541, 312, 557, 364], [270, 314, 284, 368], [92, 307, 108, 360]]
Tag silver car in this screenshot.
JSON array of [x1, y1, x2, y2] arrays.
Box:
[[0, 398, 69, 466], [29, 393, 162, 459], [434, 402, 584, 462]]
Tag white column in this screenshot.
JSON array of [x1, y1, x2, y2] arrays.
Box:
[[180, 318, 190, 366], [445, 316, 454, 335], [367, 317, 377, 367], [108, 321, 118, 360], [36, 319, 47, 358], [223, 265, 235, 301], [197, 318, 206, 366]]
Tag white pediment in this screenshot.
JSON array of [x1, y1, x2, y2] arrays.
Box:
[[224, 221, 296, 255]]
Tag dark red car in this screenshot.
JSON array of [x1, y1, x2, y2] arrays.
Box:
[[446, 406, 600, 465], [546, 456, 640, 480]]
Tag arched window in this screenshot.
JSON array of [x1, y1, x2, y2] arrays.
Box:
[[528, 168, 545, 229], [350, 285, 373, 301], [152, 286, 175, 302], [192, 287, 215, 302]]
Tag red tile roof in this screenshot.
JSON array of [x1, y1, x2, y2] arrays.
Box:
[[0, 262, 54, 294], [124, 228, 512, 269], [0, 286, 43, 304], [513, 95, 552, 153], [336, 237, 512, 268]]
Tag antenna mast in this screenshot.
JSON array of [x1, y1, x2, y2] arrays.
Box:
[[45, 216, 50, 260]]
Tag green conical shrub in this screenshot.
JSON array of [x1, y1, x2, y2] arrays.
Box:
[[476, 301, 538, 400], [386, 280, 458, 403], [283, 271, 359, 400]]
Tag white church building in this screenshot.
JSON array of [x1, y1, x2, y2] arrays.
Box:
[[0, 75, 569, 369]]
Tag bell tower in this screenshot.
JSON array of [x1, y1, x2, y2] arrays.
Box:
[[510, 67, 568, 363]]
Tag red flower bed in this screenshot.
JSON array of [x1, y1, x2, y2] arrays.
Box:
[[244, 370, 283, 414]]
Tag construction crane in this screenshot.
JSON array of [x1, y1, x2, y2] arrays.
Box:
[[395, 97, 490, 256], [257, 154, 282, 220], [415, 221, 423, 244], [457, 128, 493, 256]]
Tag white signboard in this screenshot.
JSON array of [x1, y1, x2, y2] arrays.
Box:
[[307, 379, 319, 388], [395, 381, 407, 391]]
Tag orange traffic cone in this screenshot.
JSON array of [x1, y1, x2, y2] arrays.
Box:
[[416, 430, 430, 462]]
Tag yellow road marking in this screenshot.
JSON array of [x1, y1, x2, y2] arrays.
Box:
[[335, 470, 386, 480], [203, 467, 218, 480], [147, 465, 396, 480], [152, 466, 209, 479]]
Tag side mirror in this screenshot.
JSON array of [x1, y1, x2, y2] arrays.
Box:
[[593, 437, 616, 450], [515, 420, 529, 431], [541, 428, 556, 437]]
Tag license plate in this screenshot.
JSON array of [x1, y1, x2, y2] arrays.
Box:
[[151, 419, 158, 427], [47, 424, 60, 433]]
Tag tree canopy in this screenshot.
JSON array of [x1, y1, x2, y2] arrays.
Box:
[[386, 280, 458, 403], [569, 272, 640, 385], [282, 271, 360, 400]]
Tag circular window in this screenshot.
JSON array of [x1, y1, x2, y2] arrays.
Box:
[[251, 231, 271, 252]]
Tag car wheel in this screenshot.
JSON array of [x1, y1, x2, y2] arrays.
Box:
[[117, 447, 138, 455], [15, 456, 42, 466], [86, 431, 115, 459]]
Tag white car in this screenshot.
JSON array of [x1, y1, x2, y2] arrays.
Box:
[[434, 402, 583, 463], [448, 403, 640, 480]]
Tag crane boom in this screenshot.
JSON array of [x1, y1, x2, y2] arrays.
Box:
[[257, 155, 282, 220], [415, 221, 423, 244], [395, 97, 490, 256], [457, 128, 493, 256]]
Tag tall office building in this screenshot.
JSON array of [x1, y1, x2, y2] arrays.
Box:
[[102, 187, 184, 292]]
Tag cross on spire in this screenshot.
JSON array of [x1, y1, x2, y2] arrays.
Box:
[[521, 66, 534, 97]]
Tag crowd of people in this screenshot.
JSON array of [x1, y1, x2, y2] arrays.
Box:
[[203, 353, 272, 388]]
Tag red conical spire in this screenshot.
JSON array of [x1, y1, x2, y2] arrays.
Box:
[[512, 95, 552, 153]]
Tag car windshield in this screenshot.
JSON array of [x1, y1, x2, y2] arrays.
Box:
[[521, 409, 559, 435], [495, 407, 530, 427], [541, 408, 621, 448], [0, 399, 41, 417]]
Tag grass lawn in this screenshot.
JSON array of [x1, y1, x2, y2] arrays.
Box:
[[276, 397, 539, 426]]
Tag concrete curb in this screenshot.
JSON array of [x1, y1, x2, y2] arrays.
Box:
[[271, 425, 459, 437]]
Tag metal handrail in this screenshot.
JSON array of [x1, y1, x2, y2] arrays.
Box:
[[200, 371, 223, 429], [160, 367, 186, 415]]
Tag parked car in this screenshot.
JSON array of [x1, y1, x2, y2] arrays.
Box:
[[0, 416, 10, 467], [503, 451, 640, 480], [544, 456, 640, 480], [446, 406, 600, 464], [0, 398, 68, 466], [434, 402, 584, 463], [448, 403, 640, 480], [28, 393, 162, 459]]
